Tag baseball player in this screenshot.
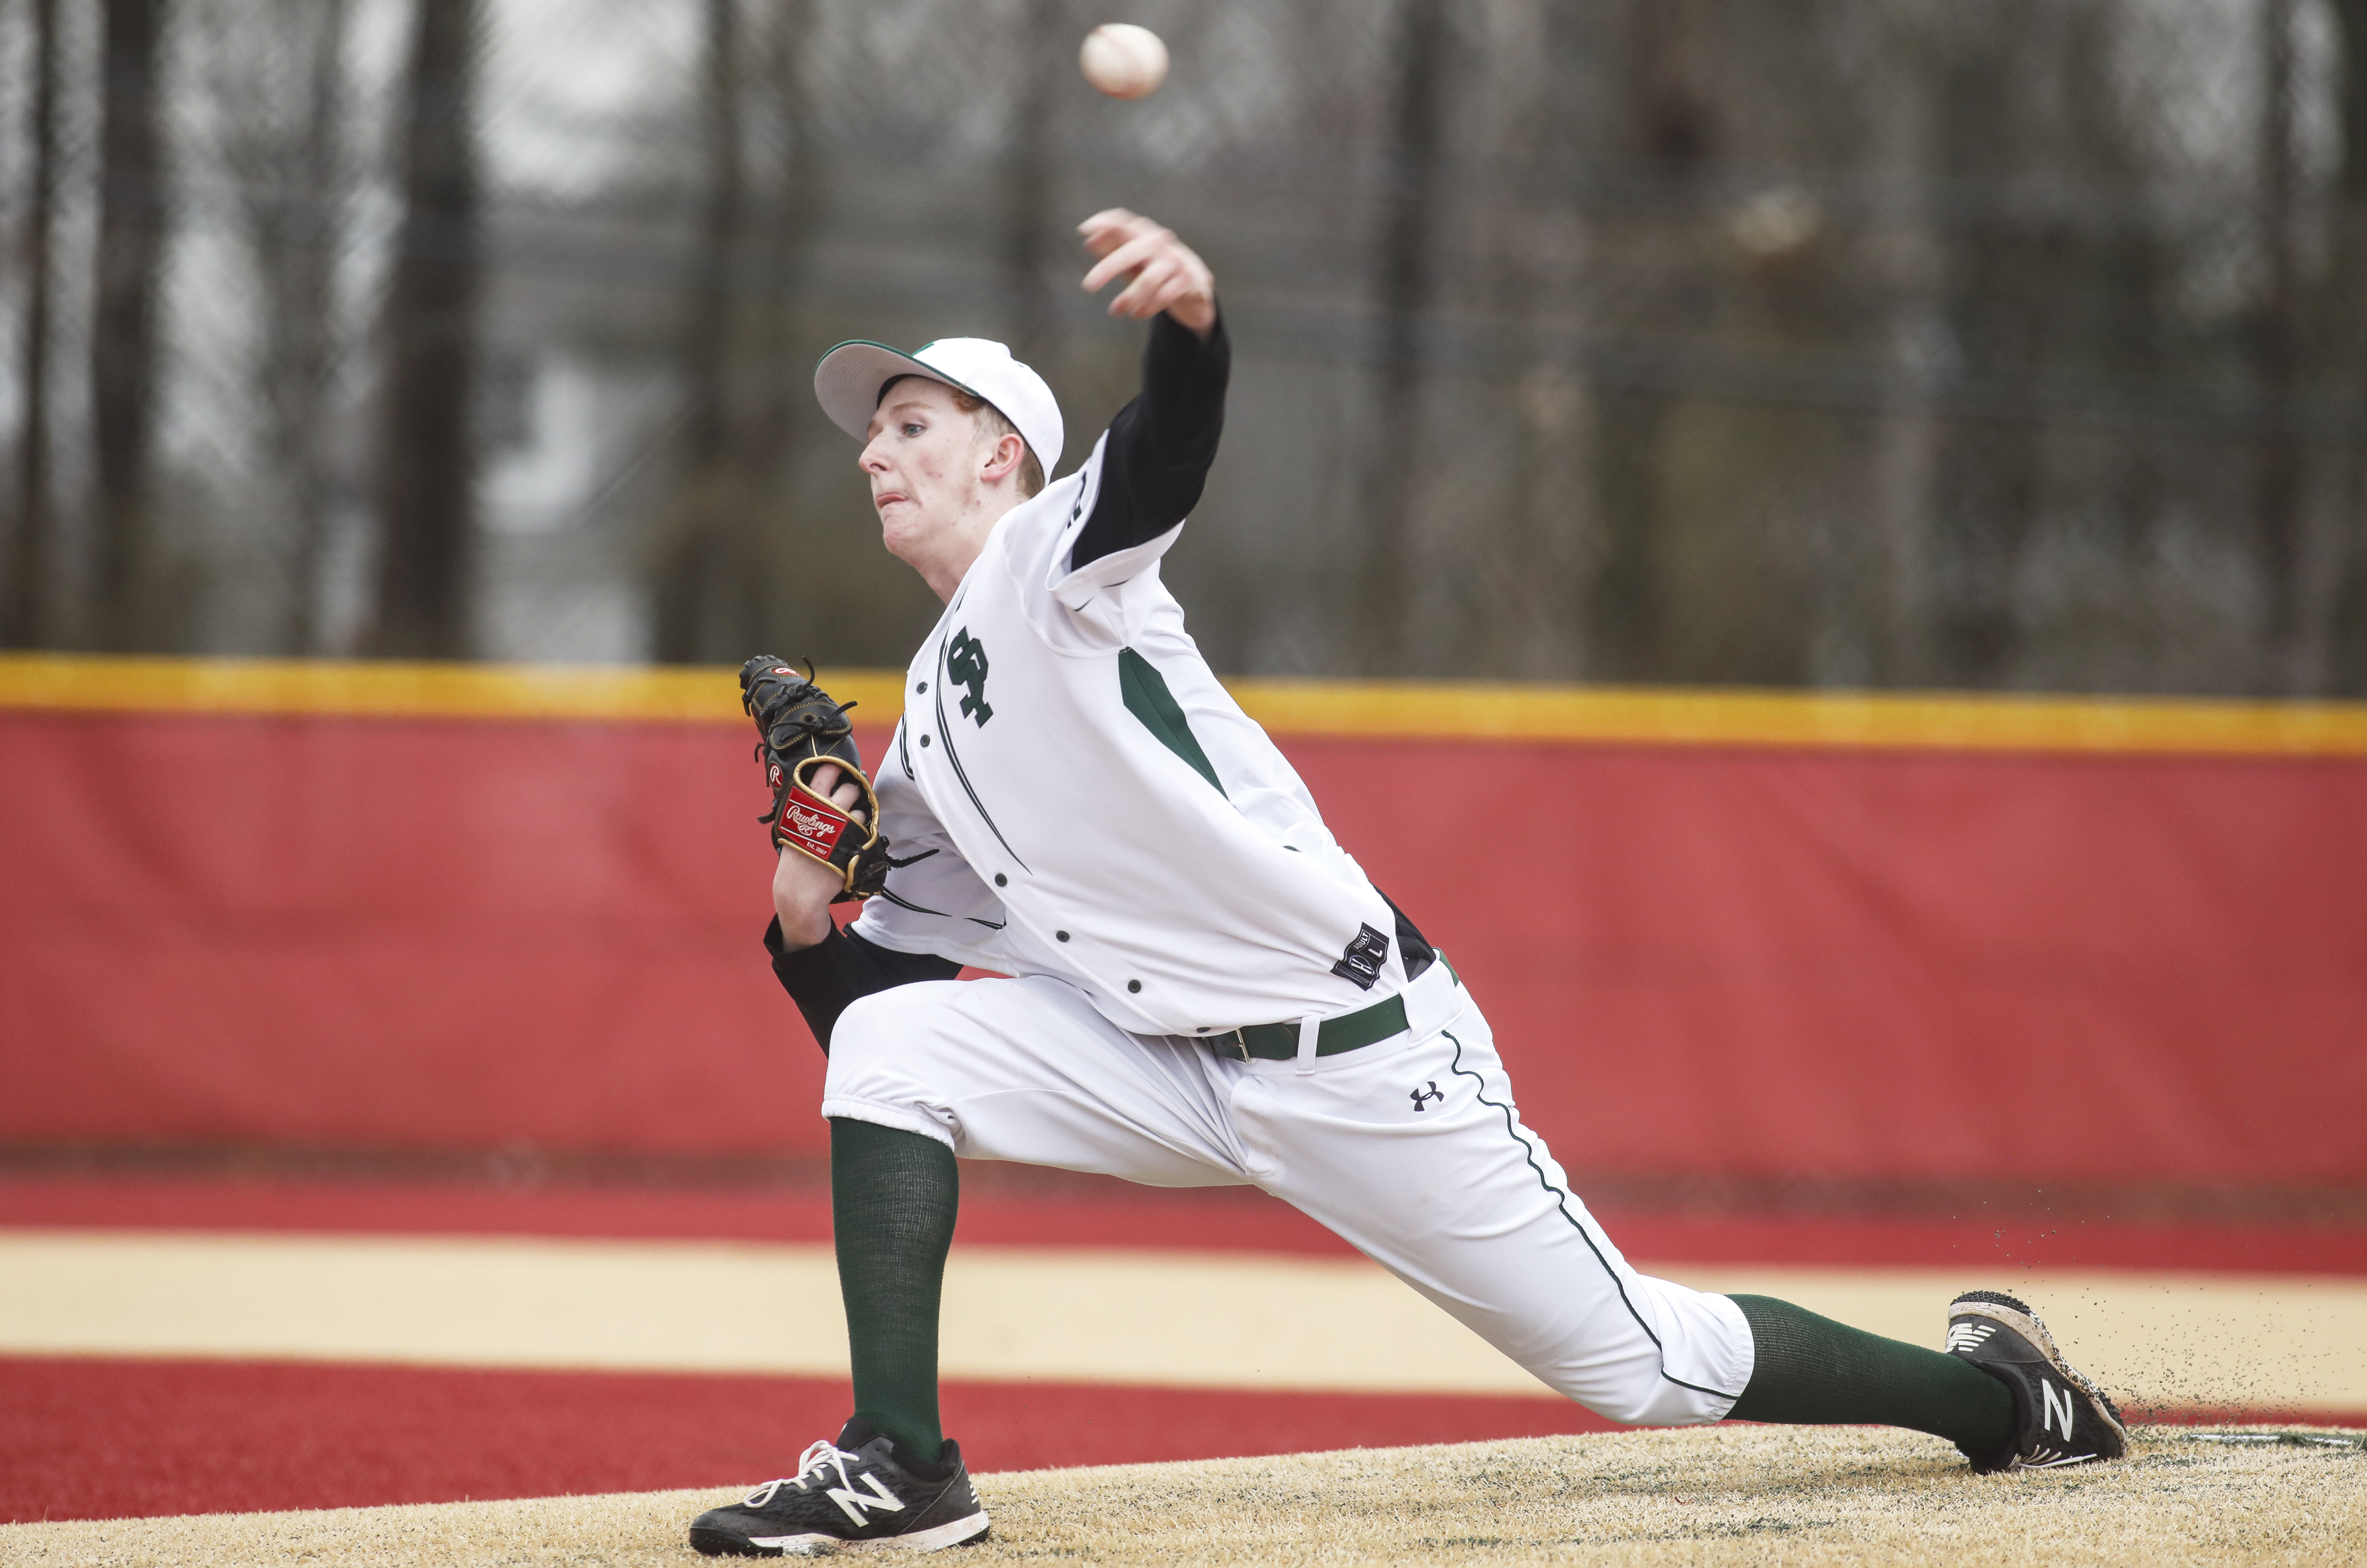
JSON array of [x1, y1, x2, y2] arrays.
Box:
[[688, 210, 2126, 1557]]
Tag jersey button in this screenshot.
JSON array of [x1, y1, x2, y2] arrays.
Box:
[[1055, 930, 1069, 942], [919, 735, 931, 747], [994, 873, 1007, 887], [1127, 979, 1142, 993], [917, 681, 928, 693]]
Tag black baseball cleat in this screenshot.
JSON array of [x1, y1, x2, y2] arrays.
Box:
[[1944, 1289, 2129, 1473], [688, 1418, 990, 1556]]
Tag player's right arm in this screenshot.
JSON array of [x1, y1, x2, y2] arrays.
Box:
[[1069, 210, 1229, 571]]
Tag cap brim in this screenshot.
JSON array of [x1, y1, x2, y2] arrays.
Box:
[[813, 340, 981, 443]]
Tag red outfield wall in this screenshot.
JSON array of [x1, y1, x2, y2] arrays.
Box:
[[3, 658, 2364, 1185]]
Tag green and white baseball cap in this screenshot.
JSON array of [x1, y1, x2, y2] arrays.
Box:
[[813, 336, 1065, 478]]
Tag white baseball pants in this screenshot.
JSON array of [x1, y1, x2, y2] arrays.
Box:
[[820, 957, 1754, 1426]]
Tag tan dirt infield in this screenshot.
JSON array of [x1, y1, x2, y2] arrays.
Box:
[[7, 1425, 2362, 1566]]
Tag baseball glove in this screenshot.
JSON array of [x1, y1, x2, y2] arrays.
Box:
[[740, 656, 891, 901]]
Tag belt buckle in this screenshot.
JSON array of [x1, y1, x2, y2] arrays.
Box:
[[1206, 1028, 1249, 1062]]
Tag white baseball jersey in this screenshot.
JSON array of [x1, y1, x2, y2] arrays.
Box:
[[849, 432, 1406, 1038]]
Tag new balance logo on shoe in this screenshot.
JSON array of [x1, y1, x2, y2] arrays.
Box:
[[824, 1471, 905, 1527], [1945, 1323, 1996, 1353], [2041, 1378, 2077, 1443]]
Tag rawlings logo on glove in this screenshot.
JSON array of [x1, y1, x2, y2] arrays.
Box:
[[740, 655, 892, 901], [769, 756, 867, 864]]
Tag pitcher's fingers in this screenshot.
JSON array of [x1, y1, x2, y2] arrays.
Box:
[[1121, 242, 1209, 313], [1077, 207, 1146, 256], [1081, 229, 1173, 294], [1079, 218, 1146, 269], [1081, 247, 1149, 295], [1109, 255, 1191, 317]]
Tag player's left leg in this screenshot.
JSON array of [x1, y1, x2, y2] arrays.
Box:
[[1239, 962, 2121, 1468], [1235, 960, 1751, 1426]]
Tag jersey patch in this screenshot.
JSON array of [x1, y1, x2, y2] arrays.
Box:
[[948, 629, 994, 726], [1331, 923, 1391, 991]]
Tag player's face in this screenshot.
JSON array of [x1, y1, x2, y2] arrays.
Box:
[[860, 379, 990, 563]]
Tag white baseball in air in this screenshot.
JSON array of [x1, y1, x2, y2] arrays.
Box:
[[1080, 23, 1168, 99]]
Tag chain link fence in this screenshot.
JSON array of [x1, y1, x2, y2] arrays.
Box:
[[5, 0, 2367, 694]]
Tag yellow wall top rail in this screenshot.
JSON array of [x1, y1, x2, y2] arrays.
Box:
[[0, 653, 795, 725], [5, 652, 2366, 757]]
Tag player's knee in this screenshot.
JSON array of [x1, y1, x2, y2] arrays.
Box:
[[822, 994, 922, 1108], [1545, 1356, 1731, 1427], [825, 981, 971, 1083], [832, 982, 952, 1050], [829, 989, 905, 1059], [1600, 1377, 1736, 1428], [820, 984, 977, 1143], [1584, 1389, 1667, 1427]]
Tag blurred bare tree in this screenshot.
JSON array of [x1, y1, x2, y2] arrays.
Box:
[[3, 0, 2366, 698], [89, 0, 168, 650], [648, 0, 755, 663], [1583, 0, 1720, 684], [371, 0, 481, 658], [2329, 0, 2367, 690], [240, 0, 349, 654], [650, 0, 823, 663], [1352, 0, 1447, 676], [2254, 0, 2307, 688], [2, 0, 60, 650], [999, 0, 1066, 362]]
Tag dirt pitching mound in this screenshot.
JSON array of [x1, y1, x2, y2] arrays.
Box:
[[7, 1425, 2361, 1566]]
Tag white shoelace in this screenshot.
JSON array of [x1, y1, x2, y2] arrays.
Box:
[[743, 1439, 860, 1507]]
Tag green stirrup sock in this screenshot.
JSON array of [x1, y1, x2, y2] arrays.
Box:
[[830, 1116, 959, 1468], [1724, 1294, 2015, 1459]]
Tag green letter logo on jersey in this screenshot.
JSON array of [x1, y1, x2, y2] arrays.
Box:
[[949, 629, 993, 726]]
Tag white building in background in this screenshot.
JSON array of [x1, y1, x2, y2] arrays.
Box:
[[475, 350, 676, 663]]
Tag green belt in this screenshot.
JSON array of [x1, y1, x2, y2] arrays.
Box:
[[1208, 993, 1408, 1061], [1206, 994, 1410, 1062]]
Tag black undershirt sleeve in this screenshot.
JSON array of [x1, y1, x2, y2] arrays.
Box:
[[1377, 889, 1437, 981], [1068, 309, 1231, 570], [765, 916, 963, 1055]]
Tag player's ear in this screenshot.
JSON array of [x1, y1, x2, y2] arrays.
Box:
[[978, 432, 1027, 484]]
